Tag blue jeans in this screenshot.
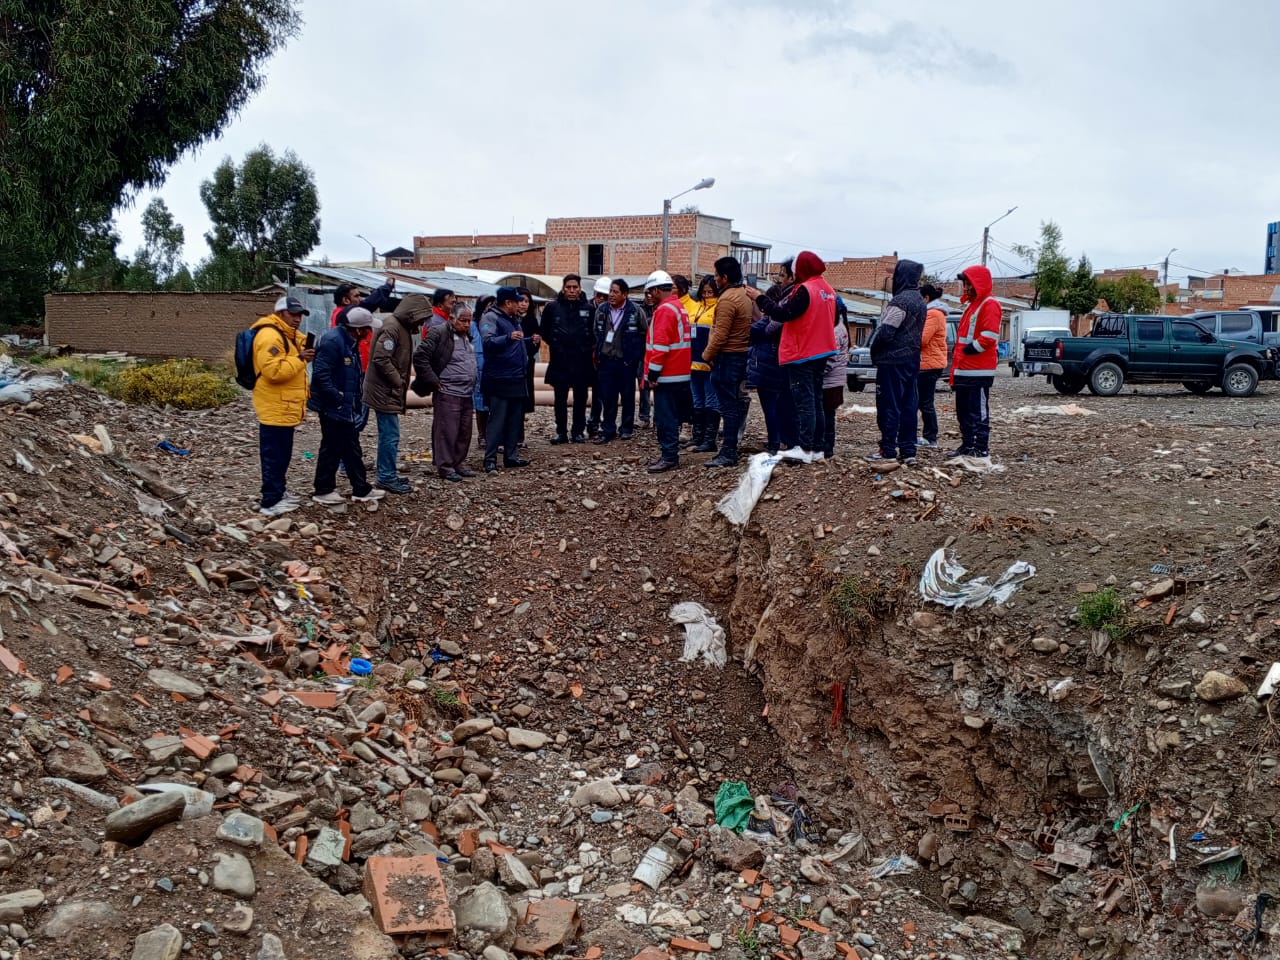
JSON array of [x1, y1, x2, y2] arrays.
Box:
[[258, 423, 295, 508], [875, 363, 919, 459], [786, 358, 826, 452], [653, 385, 682, 461], [375, 411, 401, 484], [757, 386, 797, 454], [690, 370, 718, 412], [710, 351, 748, 460]]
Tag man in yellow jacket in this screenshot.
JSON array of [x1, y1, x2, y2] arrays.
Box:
[[251, 296, 315, 515]]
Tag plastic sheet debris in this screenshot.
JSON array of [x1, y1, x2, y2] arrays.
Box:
[[828, 831, 868, 864], [715, 449, 816, 528], [868, 851, 919, 878], [670, 601, 727, 667], [1257, 662, 1280, 699], [0, 356, 67, 404], [633, 845, 678, 890], [838, 403, 877, 416], [919, 547, 1036, 609], [156, 439, 191, 455], [950, 455, 1006, 474], [714, 780, 754, 834], [1008, 403, 1096, 417]]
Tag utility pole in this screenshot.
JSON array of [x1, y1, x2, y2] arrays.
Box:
[[982, 206, 1018, 267], [1163, 247, 1177, 287], [660, 177, 716, 271]]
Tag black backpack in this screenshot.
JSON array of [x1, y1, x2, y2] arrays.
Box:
[[234, 326, 290, 390]]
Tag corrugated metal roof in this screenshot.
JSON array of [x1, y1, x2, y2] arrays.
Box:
[[297, 263, 513, 300], [299, 264, 437, 296]]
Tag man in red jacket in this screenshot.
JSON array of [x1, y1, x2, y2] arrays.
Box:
[[643, 270, 692, 473], [949, 265, 1002, 458]]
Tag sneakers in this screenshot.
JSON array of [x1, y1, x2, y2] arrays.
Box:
[[864, 451, 893, 462], [377, 478, 413, 494], [917, 438, 938, 448], [352, 489, 386, 502], [258, 499, 299, 516], [311, 491, 346, 505], [946, 447, 973, 460], [484, 461, 498, 474], [899, 456, 917, 467], [570, 434, 586, 444], [619, 430, 634, 440], [647, 458, 679, 473], [592, 434, 612, 445], [972, 449, 990, 459]]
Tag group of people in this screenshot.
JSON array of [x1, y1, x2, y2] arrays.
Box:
[[243, 255, 1000, 513]]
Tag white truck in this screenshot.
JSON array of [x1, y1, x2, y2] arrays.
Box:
[[1008, 308, 1073, 376]]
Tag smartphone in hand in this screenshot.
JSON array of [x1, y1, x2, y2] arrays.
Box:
[[304, 332, 316, 350]]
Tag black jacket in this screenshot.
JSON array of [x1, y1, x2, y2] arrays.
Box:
[[594, 300, 647, 366], [541, 293, 596, 386], [869, 259, 926, 367], [308, 326, 365, 423]]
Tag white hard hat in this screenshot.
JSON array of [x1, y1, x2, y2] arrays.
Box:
[[593, 277, 612, 296], [644, 270, 674, 290]]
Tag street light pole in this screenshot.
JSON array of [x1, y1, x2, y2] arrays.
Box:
[[981, 206, 1018, 267], [1163, 247, 1177, 287], [355, 233, 377, 269], [660, 177, 716, 271]]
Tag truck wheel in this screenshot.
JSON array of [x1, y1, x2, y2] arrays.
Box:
[[1051, 375, 1085, 395], [1183, 381, 1212, 395], [1087, 362, 1124, 396], [1221, 363, 1259, 397]]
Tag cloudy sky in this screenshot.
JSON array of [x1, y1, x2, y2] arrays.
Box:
[[116, 0, 1280, 284]]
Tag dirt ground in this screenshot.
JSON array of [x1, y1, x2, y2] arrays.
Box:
[[0, 368, 1278, 960]]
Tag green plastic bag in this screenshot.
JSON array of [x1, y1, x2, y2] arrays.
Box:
[[714, 780, 754, 834]]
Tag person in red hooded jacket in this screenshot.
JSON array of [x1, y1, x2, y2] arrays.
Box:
[[749, 250, 838, 459], [949, 265, 1002, 458]]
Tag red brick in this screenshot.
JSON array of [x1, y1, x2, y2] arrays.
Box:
[[363, 855, 454, 940], [512, 898, 581, 956]]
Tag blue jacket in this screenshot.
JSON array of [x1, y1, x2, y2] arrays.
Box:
[[470, 319, 487, 412], [479, 305, 528, 392], [746, 316, 788, 392], [308, 326, 365, 423]]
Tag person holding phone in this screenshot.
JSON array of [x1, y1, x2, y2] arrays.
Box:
[[249, 296, 316, 515]]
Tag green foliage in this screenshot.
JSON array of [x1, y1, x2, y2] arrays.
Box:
[[431, 685, 461, 708], [1062, 255, 1100, 318], [735, 926, 763, 960], [33, 355, 131, 391], [199, 145, 320, 287], [1012, 221, 1072, 309], [828, 575, 891, 631], [61, 215, 130, 292], [128, 198, 187, 288], [0, 0, 300, 321], [112, 359, 238, 409], [1098, 273, 1161, 314], [1076, 588, 1134, 640]]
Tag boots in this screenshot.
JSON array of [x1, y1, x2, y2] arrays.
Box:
[[694, 411, 719, 452], [682, 409, 702, 449]]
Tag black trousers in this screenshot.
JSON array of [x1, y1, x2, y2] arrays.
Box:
[[875, 362, 919, 459], [485, 394, 524, 464], [917, 368, 943, 443], [953, 376, 993, 453], [258, 423, 294, 508], [315, 415, 372, 496], [597, 359, 636, 437], [553, 382, 589, 438]]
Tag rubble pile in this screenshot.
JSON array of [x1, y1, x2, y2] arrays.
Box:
[[0, 370, 1278, 959]]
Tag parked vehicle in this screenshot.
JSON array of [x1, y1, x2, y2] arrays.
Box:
[[1024, 314, 1275, 397], [1182, 309, 1280, 348], [847, 315, 958, 392], [1008, 309, 1072, 376]]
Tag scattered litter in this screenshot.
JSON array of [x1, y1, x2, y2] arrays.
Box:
[[134, 490, 168, 519], [714, 780, 754, 834], [669, 601, 726, 668], [1008, 403, 1096, 417], [867, 852, 919, 878], [14, 451, 36, 474], [350, 657, 373, 676], [632, 845, 678, 890], [950, 455, 1006, 474], [1112, 801, 1142, 832], [919, 547, 1036, 609], [828, 831, 868, 863], [156, 439, 191, 455], [838, 403, 877, 416], [716, 449, 815, 528], [0, 356, 67, 404], [1255, 662, 1280, 699]]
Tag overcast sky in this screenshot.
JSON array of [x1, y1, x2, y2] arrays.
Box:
[[115, 0, 1280, 284]]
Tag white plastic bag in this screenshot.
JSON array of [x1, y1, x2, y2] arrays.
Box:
[[669, 601, 727, 668], [950, 455, 1006, 474], [715, 449, 817, 528], [919, 547, 1036, 609]]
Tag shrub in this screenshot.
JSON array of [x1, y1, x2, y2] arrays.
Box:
[[112, 359, 238, 409], [1077, 587, 1135, 640]]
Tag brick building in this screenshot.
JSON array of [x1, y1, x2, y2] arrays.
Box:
[[821, 255, 899, 292], [1182, 272, 1280, 309], [45, 291, 275, 362], [412, 232, 548, 272]]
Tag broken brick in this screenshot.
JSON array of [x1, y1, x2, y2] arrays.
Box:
[[363, 855, 454, 940], [670, 936, 712, 953], [779, 924, 801, 946], [287, 689, 337, 709], [513, 897, 581, 956]]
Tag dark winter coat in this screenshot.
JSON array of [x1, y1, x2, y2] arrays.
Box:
[[747, 281, 792, 392], [541, 293, 596, 387], [307, 326, 365, 423], [868, 259, 926, 367], [479, 304, 529, 398], [593, 300, 648, 367]]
